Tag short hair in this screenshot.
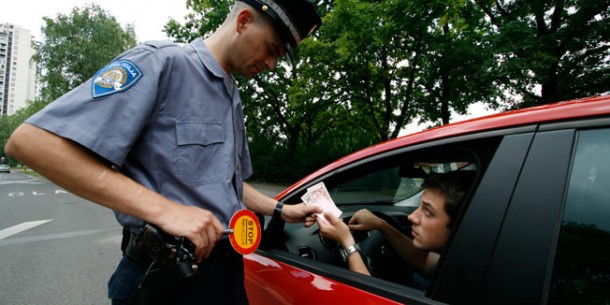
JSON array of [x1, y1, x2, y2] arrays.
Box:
[[228, 2, 271, 27], [421, 170, 475, 227]]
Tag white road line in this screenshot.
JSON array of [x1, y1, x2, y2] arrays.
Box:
[[0, 219, 54, 240]]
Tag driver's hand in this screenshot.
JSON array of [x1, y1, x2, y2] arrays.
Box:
[[317, 212, 355, 249], [348, 209, 384, 231]]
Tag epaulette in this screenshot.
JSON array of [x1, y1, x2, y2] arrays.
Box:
[[142, 40, 179, 50]]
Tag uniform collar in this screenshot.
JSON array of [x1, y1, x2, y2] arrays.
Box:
[[190, 38, 237, 98]]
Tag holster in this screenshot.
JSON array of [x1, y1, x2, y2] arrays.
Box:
[[129, 261, 197, 305], [122, 225, 199, 305]]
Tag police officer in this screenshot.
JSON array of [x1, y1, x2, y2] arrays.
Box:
[[4, 0, 323, 304]]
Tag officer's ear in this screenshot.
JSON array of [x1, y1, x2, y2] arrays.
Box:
[[235, 8, 254, 34]]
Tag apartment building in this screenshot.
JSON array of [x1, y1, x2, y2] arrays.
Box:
[[0, 23, 37, 115]]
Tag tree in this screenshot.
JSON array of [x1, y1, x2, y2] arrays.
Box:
[[416, 1, 501, 126], [164, 0, 231, 43], [476, 0, 610, 107], [311, 0, 496, 141], [33, 3, 137, 101], [162, 0, 496, 180], [161, 0, 610, 182], [317, 0, 447, 142]]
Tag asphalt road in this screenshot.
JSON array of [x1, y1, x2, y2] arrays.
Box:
[[0, 170, 286, 305]]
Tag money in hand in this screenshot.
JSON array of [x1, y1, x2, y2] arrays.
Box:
[[301, 182, 342, 224]]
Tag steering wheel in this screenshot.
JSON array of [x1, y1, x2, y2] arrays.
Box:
[[356, 212, 414, 285]]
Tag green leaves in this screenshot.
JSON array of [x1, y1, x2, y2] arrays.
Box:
[[476, 0, 610, 106], [155, 0, 600, 182]]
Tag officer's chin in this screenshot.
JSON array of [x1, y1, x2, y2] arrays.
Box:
[[238, 70, 257, 79]]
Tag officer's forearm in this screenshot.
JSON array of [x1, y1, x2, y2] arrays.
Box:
[[242, 182, 277, 216]]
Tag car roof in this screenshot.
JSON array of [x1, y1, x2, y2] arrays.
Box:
[[278, 95, 610, 197]]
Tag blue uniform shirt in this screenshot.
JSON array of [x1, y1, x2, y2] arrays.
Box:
[[26, 38, 253, 231]]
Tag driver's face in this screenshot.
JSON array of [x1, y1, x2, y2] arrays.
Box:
[[408, 188, 451, 253]]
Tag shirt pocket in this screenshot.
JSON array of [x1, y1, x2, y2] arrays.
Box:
[[175, 121, 227, 185]]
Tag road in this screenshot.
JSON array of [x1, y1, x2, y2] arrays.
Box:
[[0, 170, 286, 305]]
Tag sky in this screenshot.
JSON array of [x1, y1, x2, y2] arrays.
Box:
[[0, 0, 190, 42]]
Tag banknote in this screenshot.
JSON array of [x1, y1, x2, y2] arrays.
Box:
[[301, 182, 342, 224]]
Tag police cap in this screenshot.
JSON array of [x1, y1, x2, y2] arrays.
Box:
[[238, 0, 322, 67]]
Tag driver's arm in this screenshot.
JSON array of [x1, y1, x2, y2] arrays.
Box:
[[374, 220, 439, 278], [317, 213, 371, 275], [349, 209, 438, 278]]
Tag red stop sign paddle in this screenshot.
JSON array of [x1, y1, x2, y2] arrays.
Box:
[[223, 209, 261, 255]]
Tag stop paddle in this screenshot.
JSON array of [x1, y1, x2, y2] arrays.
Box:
[[222, 209, 261, 255]]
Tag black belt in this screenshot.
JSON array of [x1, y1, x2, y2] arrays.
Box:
[[122, 228, 237, 268]]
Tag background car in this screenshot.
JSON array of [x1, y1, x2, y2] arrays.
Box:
[[244, 95, 610, 305], [0, 164, 10, 173]]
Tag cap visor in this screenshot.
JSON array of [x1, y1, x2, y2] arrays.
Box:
[[285, 43, 296, 68]]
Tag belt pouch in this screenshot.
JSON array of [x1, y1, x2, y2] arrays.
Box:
[[129, 261, 197, 305]]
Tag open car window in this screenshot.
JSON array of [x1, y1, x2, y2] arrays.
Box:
[[269, 137, 500, 293]]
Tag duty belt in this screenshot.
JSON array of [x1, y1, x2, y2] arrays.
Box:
[[121, 224, 235, 305], [123, 228, 236, 267]]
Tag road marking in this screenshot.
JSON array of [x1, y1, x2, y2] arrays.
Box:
[[0, 219, 54, 240], [0, 227, 120, 247]]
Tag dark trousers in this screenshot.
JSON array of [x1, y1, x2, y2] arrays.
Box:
[[108, 240, 249, 305]]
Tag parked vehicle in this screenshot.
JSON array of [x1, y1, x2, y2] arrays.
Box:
[[0, 164, 10, 173], [244, 95, 610, 305]]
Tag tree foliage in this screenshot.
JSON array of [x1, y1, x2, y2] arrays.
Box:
[[475, 0, 610, 107], [160, 0, 609, 182], [33, 3, 137, 101]]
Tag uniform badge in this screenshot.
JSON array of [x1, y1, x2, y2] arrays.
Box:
[[92, 59, 143, 98]]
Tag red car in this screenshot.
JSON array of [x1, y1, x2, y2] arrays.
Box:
[[244, 95, 610, 305]]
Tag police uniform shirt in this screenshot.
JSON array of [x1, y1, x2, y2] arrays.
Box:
[[26, 38, 253, 231]]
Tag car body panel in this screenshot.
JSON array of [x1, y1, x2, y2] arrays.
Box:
[[244, 252, 405, 305]]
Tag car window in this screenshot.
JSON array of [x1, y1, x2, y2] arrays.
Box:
[[328, 161, 475, 207], [273, 137, 501, 299], [549, 128, 610, 304]]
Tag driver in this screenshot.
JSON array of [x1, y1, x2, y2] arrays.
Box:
[[317, 170, 474, 281]]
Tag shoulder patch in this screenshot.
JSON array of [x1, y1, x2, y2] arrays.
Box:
[[92, 59, 143, 98]]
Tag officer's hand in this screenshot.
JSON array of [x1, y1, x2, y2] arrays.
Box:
[[281, 203, 323, 227], [156, 204, 224, 263]]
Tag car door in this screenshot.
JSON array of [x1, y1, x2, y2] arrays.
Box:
[[246, 126, 537, 305], [435, 117, 610, 305], [548, 125, 610, 305]]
